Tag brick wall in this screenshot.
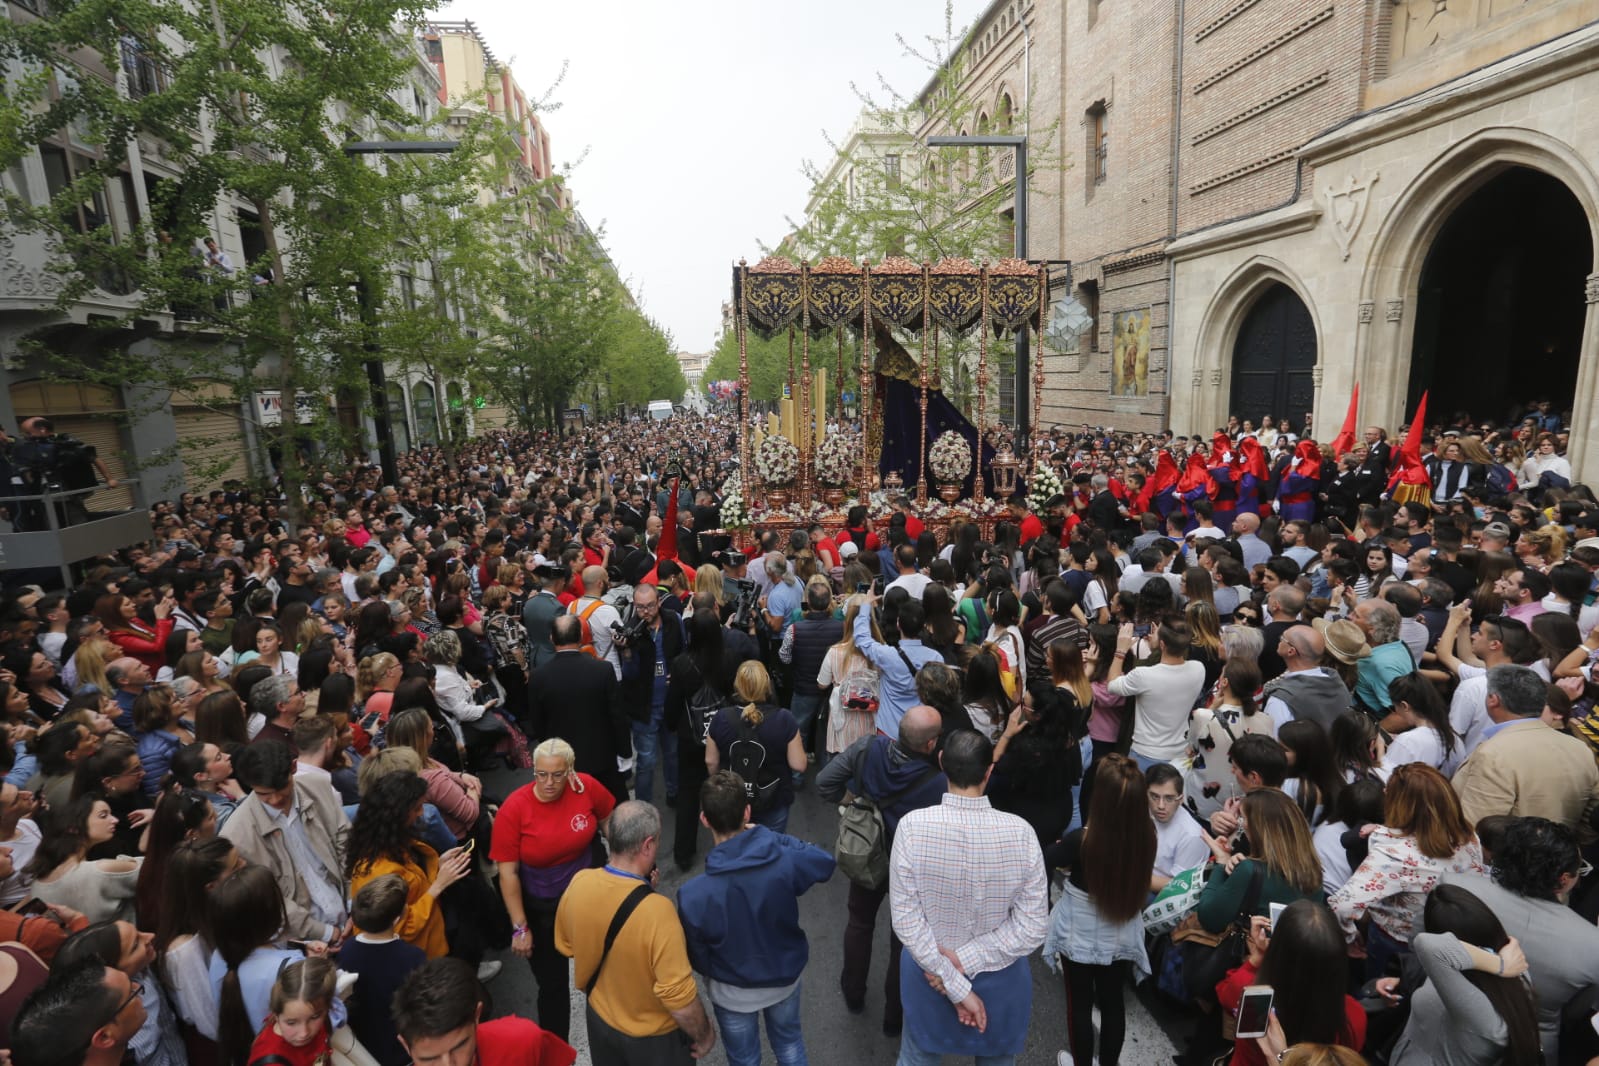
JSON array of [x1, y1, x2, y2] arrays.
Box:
[[1176, 0, 1368, 232]]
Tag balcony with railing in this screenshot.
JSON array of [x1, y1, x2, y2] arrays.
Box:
[[0, 479, 150, 587]]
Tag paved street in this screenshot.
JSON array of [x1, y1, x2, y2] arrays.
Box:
[[481, 762, 1186, 1065]]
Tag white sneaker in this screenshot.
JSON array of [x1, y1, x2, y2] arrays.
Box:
[[1056, 1053, 1074, 1066], [476, 960, 503, 982]]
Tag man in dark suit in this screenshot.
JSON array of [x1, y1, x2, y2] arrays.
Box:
[[527, 614, 633, 799], [1357, 426, 1392, 482], [1085, 473, 1127, 532]]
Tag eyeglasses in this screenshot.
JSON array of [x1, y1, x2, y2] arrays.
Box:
[[108, 979, 144, 1022], [532, 770, 569, 783]]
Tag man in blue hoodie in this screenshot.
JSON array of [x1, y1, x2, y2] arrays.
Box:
[[676, 771, 836, 1066]]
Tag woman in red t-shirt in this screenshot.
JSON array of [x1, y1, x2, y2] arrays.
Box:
[[490, 738, 615, 1044]]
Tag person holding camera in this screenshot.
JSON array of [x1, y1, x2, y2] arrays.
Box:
[[618, 583, 685, 807]]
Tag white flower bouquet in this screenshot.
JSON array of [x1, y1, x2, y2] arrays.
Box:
[[720, 475, 750, 530], [815, 433, 856, 487], [755, 435, 799, 486], [1028, 464, 1064, 514], [928, 430, 973, 484]]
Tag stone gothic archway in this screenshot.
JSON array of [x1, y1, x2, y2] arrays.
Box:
[[1357, 127, 1599, 477], [1184, 256, 1322, 435]]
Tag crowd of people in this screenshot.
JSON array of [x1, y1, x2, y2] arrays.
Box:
[[0, 395, 1593, 1066]]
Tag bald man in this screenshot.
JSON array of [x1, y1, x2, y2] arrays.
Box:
[[1232, 511, 1271, 570], [569, 565, 623, 679], [1260, 625, 1352, 731], [816, 703, 947, 1030]]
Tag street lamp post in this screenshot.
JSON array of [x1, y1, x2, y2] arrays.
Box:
[[342, 139, 458, 486], [925, 134, 1031, 448]]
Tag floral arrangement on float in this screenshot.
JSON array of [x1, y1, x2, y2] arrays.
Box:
[[928, 430, 973, 503], [1028, 463, 1065, 514], [815, 433, 856, 509], [755, 434, 800, 509], [816, 433, 855, 487], [719, 474, 750, 531]]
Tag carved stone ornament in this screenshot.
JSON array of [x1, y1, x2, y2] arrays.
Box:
[[1587, 273, 1599, 305], [1210, 369, 1223, 386], [1385, 299, 1404, 322], [1193, 368, 1204, 388], [1358, 301, 1374, 324], [1323, 171, 1377, 261], [1311, 366, 1323, 386]]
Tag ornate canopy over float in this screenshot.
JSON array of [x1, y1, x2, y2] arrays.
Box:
[[723, 254, 1053, 544]]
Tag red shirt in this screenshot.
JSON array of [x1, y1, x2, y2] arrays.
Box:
[[476, 1016, 576, 1066], [247, 1019, 330, 1066], [903, 513, 925, 540], [1217, 960, 1365, 1066], [583, 546, 606, 570], [490, 774, 617, 870], [813, 536, 840, 566], [1018, 513, 1044, 546]]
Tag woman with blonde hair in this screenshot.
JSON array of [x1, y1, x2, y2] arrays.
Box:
[[386, 708, 483, 843], [1515, 524, 1566, 571], [692, 564, 729, 616], [1186, 599, 1225, 694], [1197, 788, 1324, 934], [491, 736, 616, 1043], [67, 635, 117, 697], [356, 651, 402, 723], [705, 660, 806, 832]]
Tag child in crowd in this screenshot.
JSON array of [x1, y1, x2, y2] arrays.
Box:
[[337, 874, 427, 1066], [247, 957, 337, 1066]]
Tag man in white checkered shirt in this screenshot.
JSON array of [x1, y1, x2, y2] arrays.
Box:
[[889, 729, 1048, 1065]]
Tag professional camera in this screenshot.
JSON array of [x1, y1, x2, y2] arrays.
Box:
[[728, 578, 760, 631], [9, 433, 89, 490], [608, 593, 651, 648]]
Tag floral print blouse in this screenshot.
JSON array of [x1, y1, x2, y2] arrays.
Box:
[[1328, 827, 1486, 943]]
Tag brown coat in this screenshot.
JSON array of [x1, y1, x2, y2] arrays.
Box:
[[1452, 719, 1599, 842], [220, 776, 350, 939]]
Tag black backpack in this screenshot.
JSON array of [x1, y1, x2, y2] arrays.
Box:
[[728, 713, 780, 812], [685, 681, 730, 744]]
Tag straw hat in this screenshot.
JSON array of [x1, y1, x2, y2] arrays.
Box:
[[1313, 617, 1372, 664]]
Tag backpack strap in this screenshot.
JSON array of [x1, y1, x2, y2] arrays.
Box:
[[895, 647, 920, 680], [583, 882, 653, 996]]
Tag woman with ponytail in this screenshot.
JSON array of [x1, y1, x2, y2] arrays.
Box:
[[705, 661, 805, 833], [206, 865, 300, 1066]]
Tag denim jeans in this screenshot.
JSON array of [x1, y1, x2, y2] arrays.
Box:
[[713, 980, 807, 1066], [754, 801, 791, 835], [790, 691, 824, 753], [894, 1030, 1015, 1066], [633, 705, 679, 803]]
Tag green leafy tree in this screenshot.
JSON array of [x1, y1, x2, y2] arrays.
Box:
[[0, 0, 457, 517]]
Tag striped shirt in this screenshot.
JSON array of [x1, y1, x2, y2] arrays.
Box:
[[889, 793, 1048, 1003]]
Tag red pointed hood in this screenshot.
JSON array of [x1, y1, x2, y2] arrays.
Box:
[[1388, 392, 1433, 490], [1294, 439, 1323, 480], [1211, 432, 1235, 466], [1150, 450, 1180, 493], [1237, 437, 1270, 481], [1177, 452, 1216, 496], [1331, 384, 1360, 460]]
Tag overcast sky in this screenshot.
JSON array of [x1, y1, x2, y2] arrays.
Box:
[[432, 0, 988, 354]]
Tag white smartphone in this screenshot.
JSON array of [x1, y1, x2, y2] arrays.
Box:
[[1269, 902, 1287, 931], [1235, 985, 1274, 1039]]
